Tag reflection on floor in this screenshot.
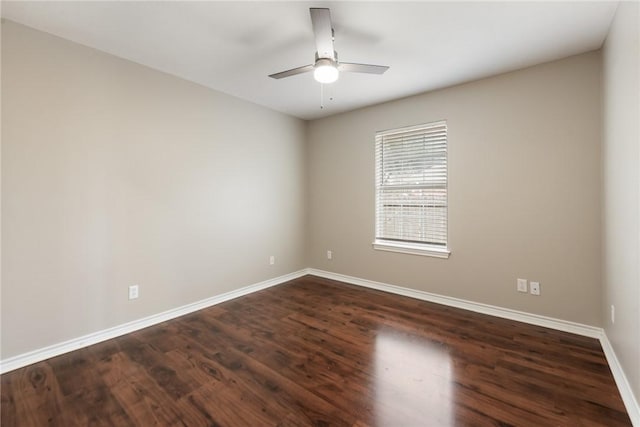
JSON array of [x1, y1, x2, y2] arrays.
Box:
[[375, 329, 453, 425]]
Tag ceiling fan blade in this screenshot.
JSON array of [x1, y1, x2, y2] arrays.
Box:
[[310, 8, 335, 60], [268, 64, 314, 79], [338, 62, 390, 74]]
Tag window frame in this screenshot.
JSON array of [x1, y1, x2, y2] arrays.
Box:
[[372, 120, 451, 259]]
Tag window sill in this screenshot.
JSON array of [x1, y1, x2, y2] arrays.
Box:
[[372, 240, 451, 259]]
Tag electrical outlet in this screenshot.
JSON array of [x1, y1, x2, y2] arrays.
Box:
[[327, 250, 332, 260], [517, 278, 527, 293], [129, 285, 139, 300], [530, 281, 540, 296], [611, 305, 615, 324], [269, 255, 275, 265]]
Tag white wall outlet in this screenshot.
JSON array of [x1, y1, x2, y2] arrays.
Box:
[[128, 285, 139, 300], [327, 250, 332, 260], [269, 255, 275, 265], [611, 305, 615, 324], [517, 278, 527, 293], [530, 281, 540, 296]]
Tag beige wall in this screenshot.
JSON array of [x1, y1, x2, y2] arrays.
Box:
[[602, 1, 640, 405], [307, 52, 602, 326], [0, 17, 620, 371], [1, 21, 307, 359]]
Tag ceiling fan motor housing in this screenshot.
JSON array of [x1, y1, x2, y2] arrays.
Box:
[[315, 51, 338, 62]]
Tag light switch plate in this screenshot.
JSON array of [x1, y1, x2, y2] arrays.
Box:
[[517, 278, 528, 293]]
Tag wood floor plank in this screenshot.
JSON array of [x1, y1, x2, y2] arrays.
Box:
[[188, 314, 371, 419], [1, 363, 71, 427], [1, 275, 632, 426]]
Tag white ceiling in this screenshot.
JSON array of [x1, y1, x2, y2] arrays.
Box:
[[1, 1, 618, 120]]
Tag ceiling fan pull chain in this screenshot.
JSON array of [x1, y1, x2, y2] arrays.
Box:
[[320, 83, 324, 109]]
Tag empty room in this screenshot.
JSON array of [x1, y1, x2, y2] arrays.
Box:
[[1, 1, 639, 426]]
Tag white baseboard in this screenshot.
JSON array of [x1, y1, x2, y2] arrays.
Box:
[[600, 333, 640, 426], [306, 268, 639, 426], [0, 269, 307, 374], [306, 268, 602, 338], [2, 267, 638, 426]]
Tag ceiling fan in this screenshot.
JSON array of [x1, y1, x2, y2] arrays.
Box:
[[268, 8, 389, 84]]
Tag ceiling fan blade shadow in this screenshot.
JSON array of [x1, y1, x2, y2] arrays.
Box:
[[310, 8, 335, 60], [338, 63, 389, 74], [269, 64, 314, 79]]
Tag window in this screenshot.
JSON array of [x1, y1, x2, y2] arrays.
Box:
[[374, 120, 450, 258]]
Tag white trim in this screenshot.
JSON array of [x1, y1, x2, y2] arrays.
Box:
[[600, 333, 640, 426], [0, 269, 307, 374], [373, 240, 451, 258], [376, 119, 448, 137], [307, 268, 601, 337]]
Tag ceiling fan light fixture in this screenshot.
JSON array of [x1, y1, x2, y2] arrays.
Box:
[[313, 58, 339, 84]]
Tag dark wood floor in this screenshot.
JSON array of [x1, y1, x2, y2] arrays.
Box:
[[1, 275, 631, 426]]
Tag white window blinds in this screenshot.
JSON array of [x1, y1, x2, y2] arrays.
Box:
[[375, 121, 448, 250]]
